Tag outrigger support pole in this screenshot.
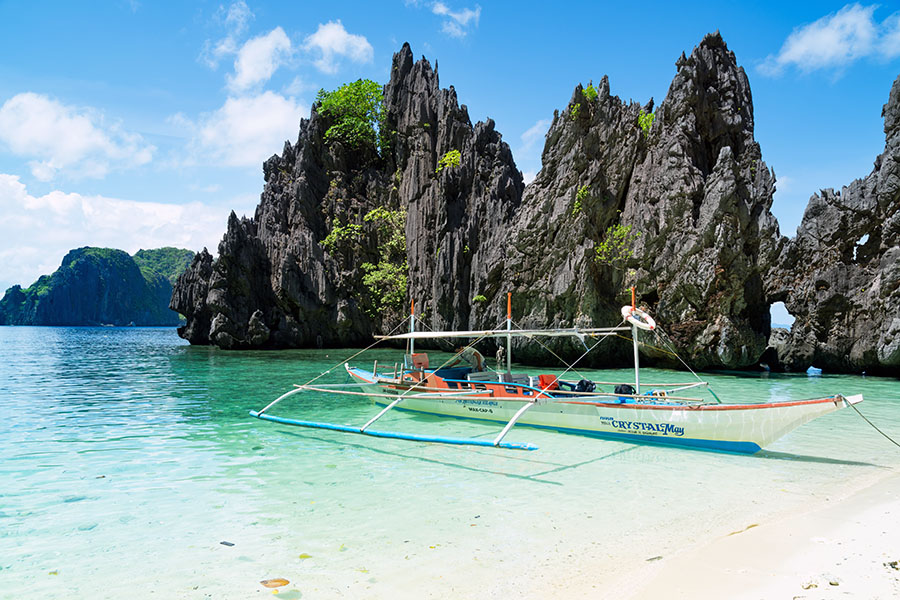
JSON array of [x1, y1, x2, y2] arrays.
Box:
[[256, 386, 306, 416], [360, 395, 406, 432], [493, 400, 535, 446]]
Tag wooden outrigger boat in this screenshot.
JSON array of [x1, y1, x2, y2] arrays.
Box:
[[251, 294, 862, 453]]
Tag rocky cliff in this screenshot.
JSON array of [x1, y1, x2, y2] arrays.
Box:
[[765, 76, 900, 375], [172, 35, 898, 374], [481, 33, 779, 368], [172, 44, 524, 349], [0, 247, 193, 326]]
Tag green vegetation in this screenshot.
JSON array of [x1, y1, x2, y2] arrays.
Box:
[[317, 207, 408, 318], [594, 220, 641, 267], [570, 103, 581, 121], [0, 246, 192, 326], [573, 185, 589, 216], [360, 207, 407, 317], [572, 199, 582, 216], [583, 82, 598, 102], [320, 221, 363, 254], [315, 79, 386, 152], [436, 149, 461, 174], [29, 274, 54, 297], [472, 294, 487, 303], [361, 261, 407, 315], [133, 247, 195, 285], [638, 110, 655, 138]]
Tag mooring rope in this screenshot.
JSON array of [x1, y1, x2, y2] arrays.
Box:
[[847, 400, 900, 450]]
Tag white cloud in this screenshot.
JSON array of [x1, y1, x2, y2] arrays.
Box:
[[303, 20, 374, 74], [880, 12, 900, 58], [519, 118, 551, 153], [514, 119, 550, 186], [0, 93, 154, 181], [0, 173, 232, 291], [283, 76, 316, 96], [176, 91, 306, 168], [189, 183, 223, 193], [760, 4, 900, 75], [227, 27, 293, 92], [200, 0, 254, 69], [432, 2, 481, 38]]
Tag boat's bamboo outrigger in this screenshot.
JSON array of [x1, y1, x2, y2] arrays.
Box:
[[250, 293, 863, 454]]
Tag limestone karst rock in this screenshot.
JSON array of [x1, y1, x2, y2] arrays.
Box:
[[171, 35, 898, 374], [766, 75, 900, 375]]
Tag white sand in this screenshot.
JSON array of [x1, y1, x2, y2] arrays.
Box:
[[617, 469, 900, 599]]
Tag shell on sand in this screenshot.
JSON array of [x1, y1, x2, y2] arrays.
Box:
[[260, 578, 290, 588]]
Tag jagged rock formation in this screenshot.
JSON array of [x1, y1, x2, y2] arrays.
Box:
[[0, 247, 193, 326], [765, 76, 900, 375], [622, 35, 780, 368], [172, 35, 897, 374], [172, 43, 524, 349], [482, 33, 779, 368], [388, 48, 524, 332]]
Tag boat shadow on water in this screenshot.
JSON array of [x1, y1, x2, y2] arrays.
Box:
[[277, 427, 884, 485], [277, 429, 645, 486], [751, 449, 884, 467]]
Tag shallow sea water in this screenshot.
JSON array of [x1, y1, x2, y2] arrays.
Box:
[[1, 327, 898, 599]]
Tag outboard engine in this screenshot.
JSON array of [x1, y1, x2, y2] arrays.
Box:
[[614, 384, 636, 396], [575, 379, 596, 393]]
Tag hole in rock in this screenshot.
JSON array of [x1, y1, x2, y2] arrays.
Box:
[[769, 301, 795, 330], [853, 233, 870, 261]]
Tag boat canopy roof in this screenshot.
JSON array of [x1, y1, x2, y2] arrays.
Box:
[[375, 326, 631, 341]]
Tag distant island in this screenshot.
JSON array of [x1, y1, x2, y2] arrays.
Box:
[[0, 247, 194, 326]]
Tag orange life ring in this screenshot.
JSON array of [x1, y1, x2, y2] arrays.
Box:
[[620, 305, 656, 331]]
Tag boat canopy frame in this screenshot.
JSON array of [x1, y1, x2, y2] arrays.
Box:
[[250, 292, 712, 451]]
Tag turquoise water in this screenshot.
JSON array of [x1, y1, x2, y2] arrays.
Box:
[[1, 327, 899, 599]]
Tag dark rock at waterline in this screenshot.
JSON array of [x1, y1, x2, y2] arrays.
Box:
[[488, 32, 779, 368], [171, 35, 780, 368], [767, 76, 900, 375], [171, 35, 897, 374]]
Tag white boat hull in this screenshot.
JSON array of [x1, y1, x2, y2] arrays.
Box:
[[348, 367, 862, 454]]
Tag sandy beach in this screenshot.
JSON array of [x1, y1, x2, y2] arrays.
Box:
[[613, 468, 900, 599]]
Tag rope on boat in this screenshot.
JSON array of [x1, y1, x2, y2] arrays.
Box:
[[511, 322, 590, 380], [255, 318, 409, 415], [847, 400, 900, 450], [650, 325, 723, 404], [511, 317, 628, 392], [359, 329, 498, 431]]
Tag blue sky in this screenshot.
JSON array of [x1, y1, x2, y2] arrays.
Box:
[[1, 1, 899, 298]]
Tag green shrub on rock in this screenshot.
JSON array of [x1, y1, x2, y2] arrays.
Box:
[[315, 79, 385, 152], [436, 149, 461, 173]]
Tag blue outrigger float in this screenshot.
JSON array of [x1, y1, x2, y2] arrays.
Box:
[[251, 294, 862, 453]]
